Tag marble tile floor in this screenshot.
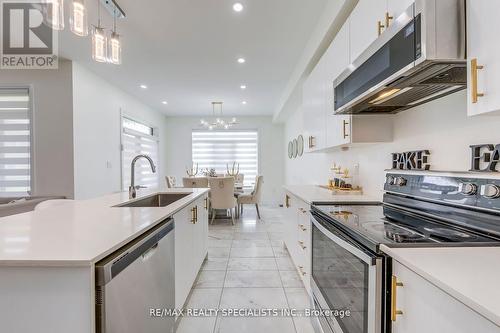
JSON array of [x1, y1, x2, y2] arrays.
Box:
[[176, 205, 318, 333]]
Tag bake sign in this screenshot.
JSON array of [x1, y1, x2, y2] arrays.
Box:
[[470, 144, 500, 172], [392, 150, 430, 170]]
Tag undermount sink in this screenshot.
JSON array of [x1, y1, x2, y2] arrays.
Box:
[[116, 193, 190, 207]]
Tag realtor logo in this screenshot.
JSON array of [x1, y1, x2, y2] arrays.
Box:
[[1, 0, 58, 69]]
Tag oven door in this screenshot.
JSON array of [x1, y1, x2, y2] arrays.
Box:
[[311, 212, 382, 333]]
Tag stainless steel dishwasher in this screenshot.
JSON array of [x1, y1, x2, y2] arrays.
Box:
[[95, 218, 175, 333]]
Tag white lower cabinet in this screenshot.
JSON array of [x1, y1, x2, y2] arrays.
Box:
[[174, 194, 209, 309], [284, 192, 311, 294], [392, 260, 500, 333]]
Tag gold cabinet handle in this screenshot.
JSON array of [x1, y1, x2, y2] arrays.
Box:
[[191, 206, 197, 224], [308, 136, 316, 148], [299, 224, 307, 231], [298, 241, 306, 250], [378, 20, 385, 36], [391, 275, 404, 321], [285, 195, 290, 208], [195, 206, 198, 222], [471, 58, 485, 103], [204, 197, 208, 210], [343, 119, 350, 139], [385, 12, 394, 28]]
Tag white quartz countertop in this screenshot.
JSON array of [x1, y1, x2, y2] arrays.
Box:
[[283, 185, 380, 205], [0, 188, 208, 267], [381, 245, 500, 327]]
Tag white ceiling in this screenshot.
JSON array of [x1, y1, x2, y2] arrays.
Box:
[[59, 0, 328, 116]]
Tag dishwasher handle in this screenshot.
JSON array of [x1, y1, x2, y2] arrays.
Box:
[[95, 218, 174, 286]]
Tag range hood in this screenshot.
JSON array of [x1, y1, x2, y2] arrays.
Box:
[[333, 0, 466, 115]]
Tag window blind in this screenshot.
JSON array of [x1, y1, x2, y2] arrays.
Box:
[[121, 117, 160, 190], [192, 130, 259, 188], [0, 88, 31, 197]]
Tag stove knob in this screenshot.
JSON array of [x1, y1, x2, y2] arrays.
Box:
[[386, 175, 395, 185], [395, 177, 407, 186], [480, 184, 500, 199], [458, 183, 477, 196]]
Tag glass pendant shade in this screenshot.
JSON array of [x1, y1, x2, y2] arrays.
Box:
[[108, 32, 122, 65], [92, 26, 107, 62], [45, 0, 65, 30], [70, 0, 88, 36]]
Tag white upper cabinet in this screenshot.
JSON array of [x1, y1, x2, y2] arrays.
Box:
[[303, 56, 327, 152], [467, 0, 500, 116], [325, 21, 351, 147], [349, 0, 386, 62], [349, 0, 414, 63]]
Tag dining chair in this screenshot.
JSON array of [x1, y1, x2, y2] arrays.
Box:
[[208, 177, 237, 225], [237, 175, 263, 219], [182, 177, 209, 188], [165, 176, 177, 188], [233, 173, 244, 185]]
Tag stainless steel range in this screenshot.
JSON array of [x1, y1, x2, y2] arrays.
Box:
[[310, 172, 500, 333]]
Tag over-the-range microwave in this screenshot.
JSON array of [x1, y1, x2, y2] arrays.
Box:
[[333, 0, 466, 115]]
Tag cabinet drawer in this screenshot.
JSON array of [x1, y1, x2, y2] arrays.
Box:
[[392, 261, 499, 333]]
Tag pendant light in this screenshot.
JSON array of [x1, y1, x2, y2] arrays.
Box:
[[70, 0, 88, 36], [108, 8, 122, 65], [199, 102, 238, 130], [45, 0, 65, 30], [91, 0, 107, 62]]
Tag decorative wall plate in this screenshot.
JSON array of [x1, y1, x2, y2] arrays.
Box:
[[297, 135, 304, 157], [292, 139, 298, 158], [288, 141, 293, 159]]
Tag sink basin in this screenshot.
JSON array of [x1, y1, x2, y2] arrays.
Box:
[[116, 193, 190, 207]]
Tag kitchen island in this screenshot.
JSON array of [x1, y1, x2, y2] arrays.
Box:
[[0, 188, 209, 333]]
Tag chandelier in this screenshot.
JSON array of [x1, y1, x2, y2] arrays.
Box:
[[200, 102, 238, 130]]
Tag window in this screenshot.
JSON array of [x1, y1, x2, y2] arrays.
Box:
[[0, 88, 31, 197], [192, 130, 259, 188], [121, 116, 159, 190]]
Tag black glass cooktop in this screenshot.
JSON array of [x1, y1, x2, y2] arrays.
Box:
[[313, 204, 498, 247]]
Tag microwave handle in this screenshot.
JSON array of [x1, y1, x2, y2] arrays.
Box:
[[311, 213, 378, 265]]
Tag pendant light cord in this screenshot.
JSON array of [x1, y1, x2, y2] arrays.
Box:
[[113, 7, 116, 32], [97, 0, 101, 27]]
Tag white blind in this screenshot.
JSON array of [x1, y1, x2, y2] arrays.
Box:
[[192, 130, 259, 188], [0, 89, 31, 197], [121, 117, 160, 190]]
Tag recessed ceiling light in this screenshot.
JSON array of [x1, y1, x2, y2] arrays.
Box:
[[242, 101, 247, 105], [240, 85, 247, 89], [237, 57, 246, 64], [233, 3, 244, 12], [140, 84, 147, 89], [162, 101, 168, 105]]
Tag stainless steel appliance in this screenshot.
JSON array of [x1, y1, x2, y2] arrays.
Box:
[[95, 218, 175, 333], [334, 0, 466, 115], [311, 172, 500, 333]]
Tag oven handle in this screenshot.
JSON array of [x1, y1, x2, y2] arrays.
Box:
[[312, 213, 377, 265]]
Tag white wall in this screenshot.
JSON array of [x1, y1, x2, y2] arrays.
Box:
[[164, 117, 284, 205], [284, 90, 500, 199], [72, 63, 168, 199], [0, 61, 75, 198]]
